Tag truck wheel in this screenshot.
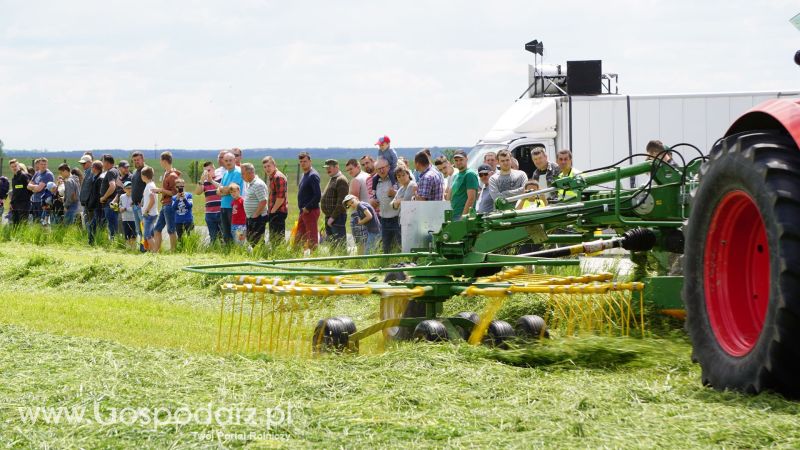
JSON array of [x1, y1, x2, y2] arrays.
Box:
[[684, 130, 800, 396]]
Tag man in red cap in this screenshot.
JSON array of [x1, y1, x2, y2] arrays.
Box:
[[375, 135, 398, 183]]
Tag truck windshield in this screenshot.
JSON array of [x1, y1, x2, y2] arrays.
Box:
[[467, 144, 508, 171]]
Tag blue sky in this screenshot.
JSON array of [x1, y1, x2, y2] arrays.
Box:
[[1, 0, 798, 150]]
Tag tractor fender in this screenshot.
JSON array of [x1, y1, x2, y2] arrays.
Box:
[[726, 98, 800, 147]]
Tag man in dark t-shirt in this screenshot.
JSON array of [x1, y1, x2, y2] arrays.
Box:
[[129, 152, 146, 245], [99, 154, 120, 239]]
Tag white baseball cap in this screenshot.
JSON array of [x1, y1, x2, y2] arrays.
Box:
[[342, 194, 358, 205]]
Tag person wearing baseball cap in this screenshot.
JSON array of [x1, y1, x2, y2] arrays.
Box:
[[119, 180, 137, 248], [476, 163, 495, 214], [116, 160, 131, 206], [343, 193, 381, 255], [78, 154, 95, 223], [449, 150, 479, 220], [375, 135, 398, 183], [321, 158, 349, 247]]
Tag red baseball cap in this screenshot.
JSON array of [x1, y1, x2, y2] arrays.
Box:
[[375, 135, 391, 145]]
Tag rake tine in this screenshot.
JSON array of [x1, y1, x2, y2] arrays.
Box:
[[217, 291, 226, 353], [227, 291, 238, 352], [268, 295, 276, 353], [245, 292, 256, 353], [235, 291, 246, 351], [285, 299, 296, 354], [273, 298, 284, 354], [257, 292, 265, 353]]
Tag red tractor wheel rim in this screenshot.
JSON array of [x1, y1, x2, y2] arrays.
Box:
[[704, 190, 770, 357]]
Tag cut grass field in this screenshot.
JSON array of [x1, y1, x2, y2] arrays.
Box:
[[1, 241, 800, 448]]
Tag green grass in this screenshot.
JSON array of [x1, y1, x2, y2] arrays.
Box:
[[2, 242, 800, 448]]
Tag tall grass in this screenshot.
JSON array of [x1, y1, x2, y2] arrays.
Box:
[[0, 220, 314, 260]]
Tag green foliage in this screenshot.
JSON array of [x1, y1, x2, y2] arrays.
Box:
[[440, 148, 457, 161]]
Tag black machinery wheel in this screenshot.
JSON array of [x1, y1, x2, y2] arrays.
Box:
[[333, 316, 357, 335], [413, 320, 449, 342], [333, 316, 358, 352], [312, 318, 350, 354], [515, 315, 549, 340], [483, 320, 515, 348], [684, 130, 800, 396]]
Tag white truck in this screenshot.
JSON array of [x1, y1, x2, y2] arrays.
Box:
[[467, 63, 799, 179]]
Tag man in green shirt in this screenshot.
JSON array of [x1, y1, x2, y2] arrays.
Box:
[[449, 150, 479, 220]]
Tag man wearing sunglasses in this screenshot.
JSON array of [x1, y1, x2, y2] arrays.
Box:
[[475, 164, 495, 214]]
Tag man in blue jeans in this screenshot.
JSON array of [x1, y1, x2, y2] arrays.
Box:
[[129, 152, 147, 250], [195, 160, 222, 244], [57, 163, 80, 225], [151, 151, 181, 252], [98, 154, 120, 239], [27, 158, 54, 224], [211, 151, 244, 244]]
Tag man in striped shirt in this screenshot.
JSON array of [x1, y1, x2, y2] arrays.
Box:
[[241, 163, 269, 246], [195, 160, 222, 243]]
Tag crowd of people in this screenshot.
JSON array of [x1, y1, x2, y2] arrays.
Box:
[[0, 136, 673, 255]]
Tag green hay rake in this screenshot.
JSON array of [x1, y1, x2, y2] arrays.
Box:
[[186, 155, 693, 355]]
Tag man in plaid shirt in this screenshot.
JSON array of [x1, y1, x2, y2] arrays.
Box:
[[413, 150, 444, 201], [321, 159, 350, 247], [262, 156, 288, 243]]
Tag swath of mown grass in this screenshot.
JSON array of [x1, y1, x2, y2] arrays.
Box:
[[0, 243, 389, 355], [0, 291, 219, 352], [2, 240, 800, 447], [482, 335, 689, 370], [3, 324, 800, 449]]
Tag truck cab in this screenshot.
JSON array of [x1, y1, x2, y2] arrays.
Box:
[[467, 97, 559, 174]]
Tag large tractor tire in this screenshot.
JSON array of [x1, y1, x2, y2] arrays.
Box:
[[684, 130, 800, 396]]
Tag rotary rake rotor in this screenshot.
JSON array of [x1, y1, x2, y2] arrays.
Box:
[[186, 231, 650, 357]]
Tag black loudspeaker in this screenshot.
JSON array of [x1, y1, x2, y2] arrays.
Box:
[[566, 60, 602, 95]]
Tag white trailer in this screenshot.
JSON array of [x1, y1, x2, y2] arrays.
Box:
[[468, 84, 799, 181]]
